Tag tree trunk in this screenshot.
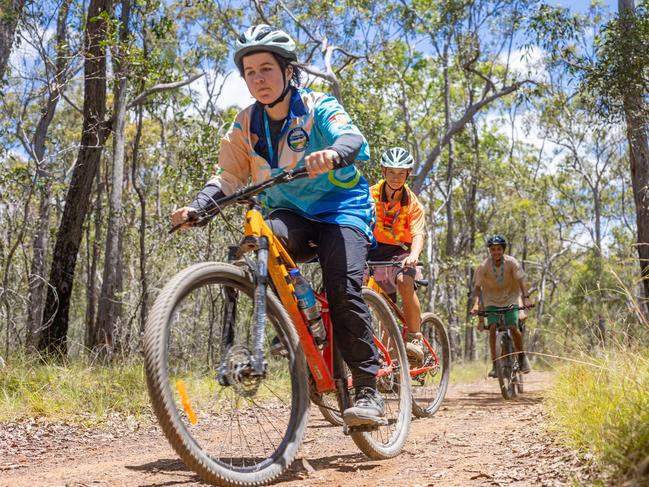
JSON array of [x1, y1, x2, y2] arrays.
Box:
[[95, 0, 132, 360], [594, 186, 606, 344], [25, 0, 72, 350], [132, 106, 148, 337], [464, 120, 480, 361], [84, 172, 104, 350], [39, 0, 111, 359], [443, 49, 454, 259], [425, 193, 437, 314], [619, 0, 649, 316], [0, 0, 25, 80]]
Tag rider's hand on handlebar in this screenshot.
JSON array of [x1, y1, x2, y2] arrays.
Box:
[[522, 295, 533, 310], [470, 304, 481, 316], [402, 253, 418, 268], [171, 206, 198, 230], [304, 149, 340, 178]]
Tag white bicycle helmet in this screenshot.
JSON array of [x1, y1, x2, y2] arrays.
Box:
[[380, 147, 415, 169], [234, 24, 297, 70]]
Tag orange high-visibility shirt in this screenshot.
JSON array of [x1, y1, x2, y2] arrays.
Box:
[[370, 180, 425, 247]]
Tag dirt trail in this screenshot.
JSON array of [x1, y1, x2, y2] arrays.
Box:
[[1, 372, 594, 486]]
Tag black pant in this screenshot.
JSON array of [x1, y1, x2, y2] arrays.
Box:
[[267, 210, 379, 388]]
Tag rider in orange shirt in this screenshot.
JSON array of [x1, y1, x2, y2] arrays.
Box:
[[368, 148, 426, 367]]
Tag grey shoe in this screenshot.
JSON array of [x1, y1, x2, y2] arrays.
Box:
[[405, 333, 425, 368], [519, 354, 531, 374], [343, 387, 387, 427]]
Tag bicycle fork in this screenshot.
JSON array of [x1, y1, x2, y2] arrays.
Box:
[[217, 240, 269, 385], [251, 236, 269, 376]]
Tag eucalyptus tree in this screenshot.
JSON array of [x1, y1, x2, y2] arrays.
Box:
[[40, 0, 112, 358], [531, 0, 649, 316], [0, 0, 26, 80]]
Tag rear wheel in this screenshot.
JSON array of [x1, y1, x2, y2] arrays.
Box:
[[351, 288, 412, 459], [316, 362, 349, 426], [411, 313, 450, 418], [144, 262, 309, 486]]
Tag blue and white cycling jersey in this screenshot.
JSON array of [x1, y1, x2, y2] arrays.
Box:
[[207, 88, 375, 242]]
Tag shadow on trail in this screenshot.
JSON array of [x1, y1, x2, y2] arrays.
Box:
[[126, 452, 376, 485], [275, 452, 378, 483], [126, 458, 207, 486], [445, 390, 544, 408]]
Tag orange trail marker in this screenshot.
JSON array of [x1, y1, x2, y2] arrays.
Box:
[[176, 380, 198, 425]]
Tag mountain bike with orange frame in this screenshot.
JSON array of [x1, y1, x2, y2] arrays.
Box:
[[143, 166, 412, 486]]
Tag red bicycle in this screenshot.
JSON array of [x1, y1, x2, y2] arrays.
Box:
[[317, 261, 450, 424]]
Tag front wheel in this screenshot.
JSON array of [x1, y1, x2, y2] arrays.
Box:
[[411, 313, 451, 418], [495, 333, 515, 400], [351, 288, 412, 459], [144, 262, 310, 486], [516, 372, 524, 394]]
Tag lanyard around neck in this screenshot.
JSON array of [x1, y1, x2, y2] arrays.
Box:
[[263, 109, 289, 164], [491, 258, 504, 283], [262, 110, 275, 162]]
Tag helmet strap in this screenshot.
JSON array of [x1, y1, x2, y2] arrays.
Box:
[[384, 180, 404, 200], [265, 70, 291, 108], [383, 169, 409, 200]]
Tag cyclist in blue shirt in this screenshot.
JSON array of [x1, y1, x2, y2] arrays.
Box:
[[171, 25, 384, 427]]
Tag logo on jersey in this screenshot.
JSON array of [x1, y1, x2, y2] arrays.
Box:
[[287, 127, 309, 152], [327, 112, 351, 125]]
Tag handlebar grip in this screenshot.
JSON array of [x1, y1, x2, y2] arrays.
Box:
[[331, 153, 346, 170], [168, 208, 202, 234], [186, 209, 199, 222]]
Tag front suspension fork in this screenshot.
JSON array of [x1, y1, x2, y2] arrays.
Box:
[[217, 246, 241, 386], [251, 236, 269, 376]]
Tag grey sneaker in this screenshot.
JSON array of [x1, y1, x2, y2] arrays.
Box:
[[519, 354, 531, 374], [343, 387, 387, 427], [405, 332, 425, 368]]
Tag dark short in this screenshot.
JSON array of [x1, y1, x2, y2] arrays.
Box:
[[367, 243, 422, 295]]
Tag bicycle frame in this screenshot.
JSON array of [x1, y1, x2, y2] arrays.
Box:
[[238, 204, 337, 393]]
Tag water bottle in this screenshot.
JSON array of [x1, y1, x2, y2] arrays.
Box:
[[289, 268, 327, 346]]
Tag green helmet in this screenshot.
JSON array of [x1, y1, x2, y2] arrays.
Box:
[[234, 24, 297, 71], [380, 147, 415, 169]]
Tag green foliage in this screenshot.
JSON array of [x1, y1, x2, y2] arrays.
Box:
[[586, 1, 649, 119], [546, 349, 649, 484], [449, 360, 489, 383], [0, 356, 150, 424]]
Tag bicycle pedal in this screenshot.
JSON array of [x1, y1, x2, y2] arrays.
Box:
[[342, 420, 387, 435], [344, 424, 378, 435]]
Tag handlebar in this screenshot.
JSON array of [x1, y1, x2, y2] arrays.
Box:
[[365, 261, 423, 267], [170, 155, 349, 233]]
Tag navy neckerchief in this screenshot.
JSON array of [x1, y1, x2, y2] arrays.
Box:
[[250, 88, 308, 168]]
